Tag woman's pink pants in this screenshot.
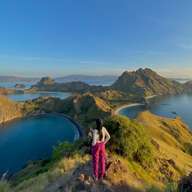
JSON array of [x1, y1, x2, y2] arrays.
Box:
[[92, 142, 106, 179]]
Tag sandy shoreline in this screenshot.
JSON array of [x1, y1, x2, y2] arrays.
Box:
[[114, 95, 157, 114]]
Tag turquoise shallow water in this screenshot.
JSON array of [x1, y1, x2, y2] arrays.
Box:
[[119, 94, 192, 129], [0, 114, 79, 175]]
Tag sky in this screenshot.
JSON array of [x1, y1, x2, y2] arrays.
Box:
[[0, 0, 192, 78]]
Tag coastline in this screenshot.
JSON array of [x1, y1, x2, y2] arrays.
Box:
[[114, 95, 157, 115], [31, 112, 84, 139], [0, 112, 84, 140], [114, 103, 144, 115]]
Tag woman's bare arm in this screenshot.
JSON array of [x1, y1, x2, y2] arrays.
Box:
[[102, 127, 110, 144]]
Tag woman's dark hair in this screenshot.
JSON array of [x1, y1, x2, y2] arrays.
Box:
[[95, 118, 103, 139]]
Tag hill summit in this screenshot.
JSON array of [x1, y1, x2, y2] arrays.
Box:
[[112, 68, 183, 96]]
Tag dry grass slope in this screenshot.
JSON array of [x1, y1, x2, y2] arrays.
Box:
[[137, 111, 192, 180], [0, 96, 23, 124]]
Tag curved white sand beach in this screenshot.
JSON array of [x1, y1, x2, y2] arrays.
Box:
[[114, 95, 157, 114]]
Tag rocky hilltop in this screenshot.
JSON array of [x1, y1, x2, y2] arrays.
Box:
[[112, 68, 184, 96]]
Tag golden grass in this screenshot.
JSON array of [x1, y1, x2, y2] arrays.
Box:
[[137, 111, 192, 177], [0, 96, 23, 124]]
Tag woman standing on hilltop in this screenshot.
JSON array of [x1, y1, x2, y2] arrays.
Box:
[[89, 118, 111, 181]]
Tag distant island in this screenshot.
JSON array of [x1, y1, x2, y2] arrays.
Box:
[[55, 74, 117, 85], [15, 84, 26, 89], [27, 68, 192, 101], [0, 75, 117, 85]]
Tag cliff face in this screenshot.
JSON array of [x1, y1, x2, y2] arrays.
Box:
[[112, 68, 184, 96], [0, 96, 23, 125]]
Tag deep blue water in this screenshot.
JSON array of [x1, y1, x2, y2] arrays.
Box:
[[0, 114, 79, 174], [119, 94, 192, 129], [7, 92, 71, 102]]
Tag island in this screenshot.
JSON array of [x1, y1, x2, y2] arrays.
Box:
[[15, 84, 26, 89]]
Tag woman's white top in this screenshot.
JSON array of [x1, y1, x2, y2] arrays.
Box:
[[91, 127, 111, 146], [92, 129, 100, 146]]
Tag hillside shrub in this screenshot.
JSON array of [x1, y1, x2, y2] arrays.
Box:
[[184, 142, 192, 156], [52, 139, 87, 160], [104, 115, 154, 167]]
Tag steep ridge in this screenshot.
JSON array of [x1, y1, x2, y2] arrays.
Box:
[[112, 68, 184, 96]]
